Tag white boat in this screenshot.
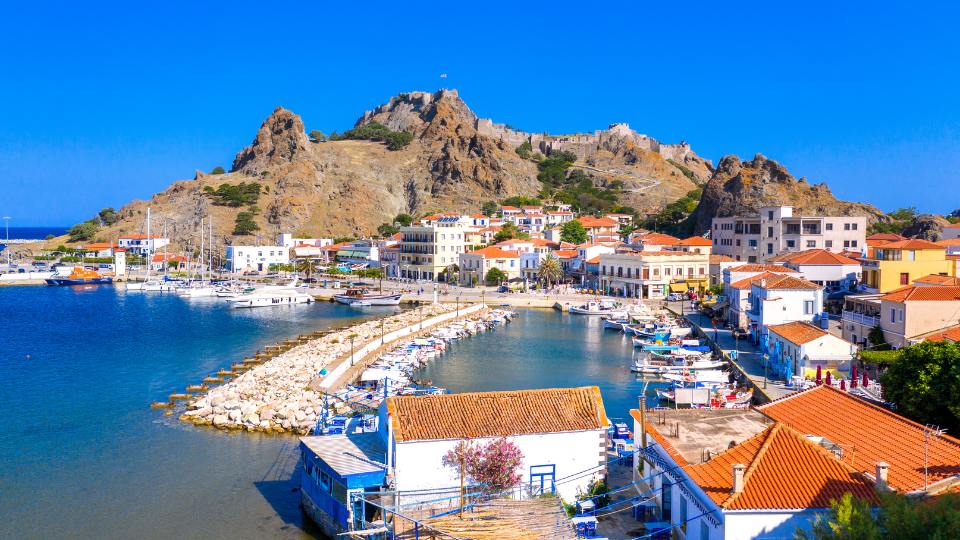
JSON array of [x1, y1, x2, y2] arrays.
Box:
[[129, 279, 177, 292], [662, 369, 729, 386], [230, 283, 314, 308], [334, 288, 403, 306], [632, 358, 726, 373], [603, 319, 629, 331], [350, 300, 373, 307], [569, 300, 624, 316], [178, 283, 216, 297]]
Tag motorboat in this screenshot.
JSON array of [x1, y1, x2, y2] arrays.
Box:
[[603, 319, 630, 331], [569, 300, 625, 316], [350, 300, 373, 307], [128, 279, 177, 292], [334, 288, 403, 306], [45, 267, 113, 286], [230, 284, 314, 308], [632, 358, 726, 374], [178, 283, 216, 297]]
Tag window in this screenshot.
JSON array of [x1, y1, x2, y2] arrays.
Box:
[[806, 240, 816, 248], [825, 240, 833, 248], [736, 239, 741, 246], [852, 223, 858, 230], [899, 309, 904, 322], [320, 471, 332, 493], [851, 240, 858, 247], [900, 272, 909, 285], [786, 240, 796, 248], [908, 250, 915, 261], [749, 239, 758, 248], [767, 227, 774, 237], [767, 243, 774, 255], [699, 267, 705, 275], [768, 210, 774, 220], [890, 308, 896, 323], [826, 223, 833, 231], [804, 300, 814, 314], [844, 223, 851, 230], [844, 240, 850, 248], [664, 267, 671, 276]]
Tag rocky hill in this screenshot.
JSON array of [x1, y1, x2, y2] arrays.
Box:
[[50, 89, 716, 250], [689, 154, 886, 234]]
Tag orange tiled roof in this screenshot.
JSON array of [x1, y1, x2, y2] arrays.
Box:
[[584, 256, 601, 264], [730, 271, 781, 290], [636, 233, 681, 245], [676, 236, 713, 246], [841, 250, 864, 259], [881, 286, 960, 302], [386, 386, 609, 442], [776, 249, 862, 266], [924, 325, 960, 343], [935, 239, 960, 247], [500, 205, 519, 211], [467, 246, 519, 258], [83, 242, 114, 250], [876, 239, 945, 250], [710, 254, 737, 263], [729, 264, 798, 273], [577, 216, 619, 228], [913, 274, 960, 286], [684, 423, 878, 510], [758, 385, 960, 492], [754, 274, 822, 290], [767, 321, 829, 345], [867, 233, 907, 241], [554, 249, 579, 258]]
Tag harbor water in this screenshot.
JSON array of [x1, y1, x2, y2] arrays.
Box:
[[0, 288, 660, 539]]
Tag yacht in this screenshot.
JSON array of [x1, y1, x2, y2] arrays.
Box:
[[229, 281, 313, 308], [333, 288, 403, 306], [568, 300, 625, 316]]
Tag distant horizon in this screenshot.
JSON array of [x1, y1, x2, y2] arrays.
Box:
[[2, 2, 959, 224]]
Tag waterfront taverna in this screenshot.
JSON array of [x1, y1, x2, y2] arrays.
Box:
[[299, 386, 611, 537]]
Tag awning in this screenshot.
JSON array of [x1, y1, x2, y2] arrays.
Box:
[[669, 283, 689, 292], [711, 301, 729, 311]]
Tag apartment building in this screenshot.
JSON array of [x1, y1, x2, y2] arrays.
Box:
[[711, 205, 866, 262], [943, 222, 960, 240], [398, 217, 465, 281], [226, 244, 289, 273], [598, 250, 709, 299], [458, 246, 520, 285], [840, 294, 883, 347], [860, 239, 953, 293], [876, 286, 960, 348]]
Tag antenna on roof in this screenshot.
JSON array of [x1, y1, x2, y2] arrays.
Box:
[[923, 424, 947, 492]]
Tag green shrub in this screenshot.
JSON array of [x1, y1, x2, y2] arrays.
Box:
[[329, 122, 412, 151], [233, 211, 260, 235], [204, 182, 261, 207]]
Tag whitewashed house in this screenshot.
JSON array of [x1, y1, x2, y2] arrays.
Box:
[[722, 264, 799, 292], [771, 249, 862, 290], [767, 321, 857, 381], [118, 234, 170, 257], [378, 387, 610, 502], [747, 274, 824, 343], [226, 244, 290, 273], [458, 246, 520, 285]]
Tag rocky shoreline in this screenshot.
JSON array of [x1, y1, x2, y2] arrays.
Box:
[[180, 303, 460, 434]]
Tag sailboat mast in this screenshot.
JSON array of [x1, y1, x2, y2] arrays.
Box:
[[145, 207, 151, 280], [199, 217, 204, 284]]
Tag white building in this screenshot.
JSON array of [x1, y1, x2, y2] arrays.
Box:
[[767, 321, 857, 381], [747, 274, 824, 342], [722, 264, 799, 293], [117, 234, 170, 257], [771, 249, 862, 290], [458, 246, 520, 285], [599, 250, 710, 299], [711, 205, 867, 262], [378, 386, 609, 502], [279, 233, 333, 249], [226, 244, 290, 273], [943, 222, 960, 240]]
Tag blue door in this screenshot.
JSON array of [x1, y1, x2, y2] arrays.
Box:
[[529, 464, 556, 495]]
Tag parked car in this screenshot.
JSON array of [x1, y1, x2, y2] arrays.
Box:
[[667, 292, 685, 302], [732, 327, 750, 339]]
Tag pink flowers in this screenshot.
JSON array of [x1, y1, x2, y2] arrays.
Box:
[[442, 437, 524, 495]]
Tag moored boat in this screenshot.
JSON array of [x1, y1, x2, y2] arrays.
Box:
[[45, 267, 113, 286], [333, 288, 402, 306]]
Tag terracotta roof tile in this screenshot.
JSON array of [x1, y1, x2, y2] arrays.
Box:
[[758, 386, 960, 492], [867, 233, 907, 241], [386, 386, 609, 442], [924, 325, 960, 343], [729, 264, 799, 273], [730, 271, 781, 290], [876, 239, 945, 250], [913, 274, 960, 286], [775, 249, 862, 266], [768, 321, 829, 345], [554, 249, 579, 258], [935, 239, 960, 247], [577, 216, 619, 228], [710, 254, 737, 263], [636, 233, 681, 245], [881, 286, 960, 302], [685, 423, 878, 510], [676, 236, 713, 246], [466, 246, 520, 258], [755, 274, 822, 290]]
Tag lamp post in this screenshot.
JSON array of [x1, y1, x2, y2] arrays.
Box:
[[763, 353, 769, 389], [456, 294, 461, 318], [380, 317, 385, 345], [418, 305, 423, 331], [349, 334, 356, 366]]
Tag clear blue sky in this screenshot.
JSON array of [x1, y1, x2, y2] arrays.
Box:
[[2, 1, 958, 226]]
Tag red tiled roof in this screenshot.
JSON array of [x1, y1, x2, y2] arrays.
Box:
[[876, 239, 945, 250], [759, 385, 960, 492], [730, 271, 781, 290], [710, 254, 737, 263], [151, 254, 186, 263], [500, 205, 519, 211], [636, 233, 680, 245], [924, 325, 960, 343], [676, 236, 713, 246], [119, 234, 161, 240], [754, 274, 822, 290], [881, 285, 960, 302], [684, 423, 878, 510], [936, 239, 960, 246], [386, 386, 609, 442], [913, 274, 960, 286], [466, 246, 520, 258], [83, 242, 114, 250], [729, 264, 798, 273], [777, 249, 862, 266], [577, 216, 619, 228], [585, 256, 601, 264], [554, 249, 579, 258], [768, 321, 829, 345], [867, 233, 907, 241]]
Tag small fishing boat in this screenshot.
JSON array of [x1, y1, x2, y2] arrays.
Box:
[[45, 267, 113, 286], [569, 300, 625, 317], [334, 288, 403, 306], [350, 300, 373, 307], [603, 318, 630, 331]]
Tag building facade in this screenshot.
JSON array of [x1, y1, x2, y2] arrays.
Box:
[[711, 206, 866, 262], [599, 251, 709, 299], [860, 239, 953, 293], [226, 245, 289, 273], [458, 246, 520, 285], [118, 234, 170, 257], [398, 218, 466, 281]]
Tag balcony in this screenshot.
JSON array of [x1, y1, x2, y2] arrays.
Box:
[[842, 310, 879, 327]]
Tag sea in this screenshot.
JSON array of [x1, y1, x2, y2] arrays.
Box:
[[0, 286, 661, 539], [0, 226, 68, 252]]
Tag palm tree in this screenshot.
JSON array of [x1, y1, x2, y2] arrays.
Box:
[[537, 254, 563, 289], [295, 258, 314, 278]]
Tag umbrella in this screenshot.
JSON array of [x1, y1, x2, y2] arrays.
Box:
[[825, 371, 832, 386], [851, 364, 858, 388], [840, 379, 847, 390], [862, 371, 869, 387], [815, 365, 823, 385]]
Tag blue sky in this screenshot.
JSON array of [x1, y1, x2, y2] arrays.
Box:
[[1, 1, 958, 225]]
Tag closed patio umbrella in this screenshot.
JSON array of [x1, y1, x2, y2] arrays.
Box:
[[815, 365, 823, 385], [825, 371, 832, 386], [840, 379, 847, 390], [851, 364, 858, 388]]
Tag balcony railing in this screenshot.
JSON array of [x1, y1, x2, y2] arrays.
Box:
[[842, 311, 879, 327]]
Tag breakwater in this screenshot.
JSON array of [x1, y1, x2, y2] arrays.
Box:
[[180, 303, 484, 433]]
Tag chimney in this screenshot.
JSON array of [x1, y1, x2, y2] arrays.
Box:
[[875, 462, 889, 491], [760, 278, 767, 288], [732, 463, 745, 494]]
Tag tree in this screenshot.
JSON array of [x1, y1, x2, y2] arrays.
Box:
[[394, 213, 413, 227], [232, 212, 260, 235], [867, 325, 890, 350], [494, 222, 528, 243], [308, 130, 326, 143], [485, 267, 507, 286], [384, 131, 413, 150], [795, 492, 881, 540], [880, 492, 960, 539], [377, 223, 399, 237], [442, 438, 523, 497], [68, 221, 97, 242], [560, 220, 588, 244], [97, 207, 118, 226], [537, 254, 563, 288], [515, 141, 532, 159], [295, 258, 315, 277], [210, 166, 226, 175], [481, 201, 499, 216], [880, 341, 960, 433]]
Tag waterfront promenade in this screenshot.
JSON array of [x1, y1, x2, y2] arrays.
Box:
[[667, 300, 795, 402]]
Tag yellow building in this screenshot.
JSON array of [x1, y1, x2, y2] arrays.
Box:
[[861, 239, 954, 293]]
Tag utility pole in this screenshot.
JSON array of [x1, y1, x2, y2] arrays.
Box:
[[3, 216, 10, 268], [459, 442, 466, 517]]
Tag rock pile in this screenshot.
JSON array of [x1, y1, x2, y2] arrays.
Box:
[[181, 304, 457, 434]]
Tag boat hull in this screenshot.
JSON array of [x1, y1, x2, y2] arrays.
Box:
[[231, 295, 313, 308], [45, 277, 113, 286], [333, 293, 402, 306]]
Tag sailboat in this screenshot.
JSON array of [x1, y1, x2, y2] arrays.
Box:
[[127, 208, 176, 292], [178, 218, 216, 297]]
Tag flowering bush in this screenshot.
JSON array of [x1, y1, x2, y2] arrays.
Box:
[[442, 437, 524, 496]]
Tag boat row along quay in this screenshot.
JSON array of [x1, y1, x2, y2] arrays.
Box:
[[178, 302, 493, 434]]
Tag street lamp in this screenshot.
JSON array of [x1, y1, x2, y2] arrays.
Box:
[[456, 294, 461, 318], [763, 353, 769, 389], [380, 317, 385, 345], [2, 216, 9, 268]]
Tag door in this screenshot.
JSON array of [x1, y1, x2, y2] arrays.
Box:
[[529, 464, 556, 495]]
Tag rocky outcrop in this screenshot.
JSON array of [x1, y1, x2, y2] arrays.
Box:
[[690, 154, 885, 234], [232, 107, 309, 174], [902, 214, 951, 241]]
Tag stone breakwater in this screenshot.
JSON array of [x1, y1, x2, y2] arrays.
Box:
[[180, 304, 460, 434]]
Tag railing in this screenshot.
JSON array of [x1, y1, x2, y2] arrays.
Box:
[[841, 310, 879, 327]]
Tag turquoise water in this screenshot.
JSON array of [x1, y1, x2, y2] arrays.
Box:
[[0, 285, 396, 540], [0, 289, 658, 539]]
